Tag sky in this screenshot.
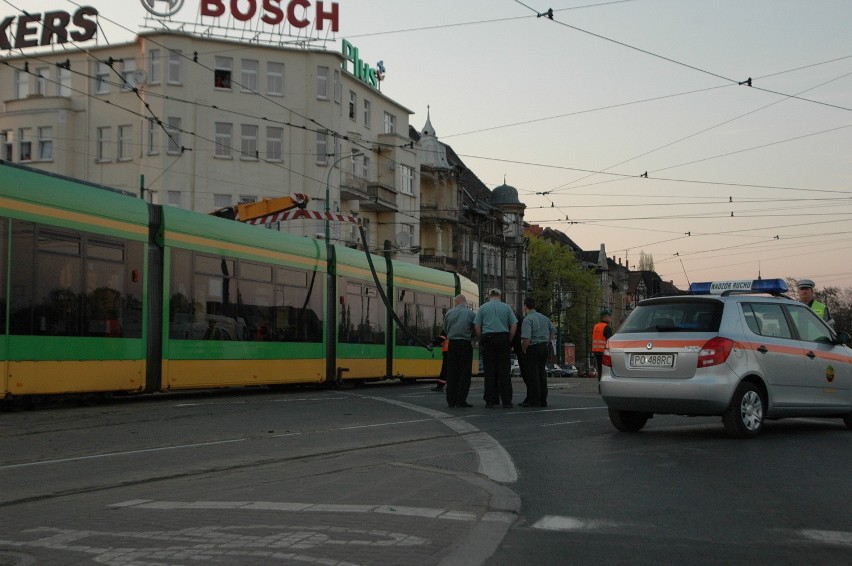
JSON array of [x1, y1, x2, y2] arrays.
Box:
[[4, 0, 852, 290]]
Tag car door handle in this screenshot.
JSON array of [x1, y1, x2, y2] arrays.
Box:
[[806, 351, 816, 359], [756, 345, 768, 353]]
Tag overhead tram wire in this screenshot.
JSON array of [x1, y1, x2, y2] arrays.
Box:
[[458, 154, 852, 196], [540, 67, 852, 197], [516, 1, 852, 114]]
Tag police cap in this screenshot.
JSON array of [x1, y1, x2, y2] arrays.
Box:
[[796, 279, 815, 290]]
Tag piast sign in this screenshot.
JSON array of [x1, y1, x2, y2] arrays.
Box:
[[0, 6, 98, 50]]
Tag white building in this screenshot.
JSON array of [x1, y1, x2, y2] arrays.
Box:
[[0, 30, 419, 258]]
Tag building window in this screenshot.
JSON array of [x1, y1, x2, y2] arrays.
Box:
[[19, 128, 32, 161], [148, 49, 160, 84], [118, 125, 132, 160], [363, 99, 371, 127], [167, 49, 181, 84], [266, 126, 283, 162], [214, 122, 232, 158], [240, 124, 258, 160], [333, 69, 341, 103], [241, 59, 258, 92], [15, 71, 28, 98], [38, 127, 53, 160], [58, 66, 71, 96], [267, 62, 284, 95], [214, 194, 232, 209], [35, 68, 48, 96], [2, 131, 13, 161], [214, 56, 232, 89], [96, 127, 111, 161], [348, 91, 357, 120], [362, 155, 370, 178], [316, 66, 328, 99], [384, 112, 396, 134], [316, 132, 328, 164], [95, 62, 110, 94], [400, 165, 414, 196], [167, 191, 181, 206], [121, 59, 136, 90], [166, 117, 181, 155], [147, 118, 158, 155]]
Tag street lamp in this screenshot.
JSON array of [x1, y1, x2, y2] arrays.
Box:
[[325, 149, 361, 243]]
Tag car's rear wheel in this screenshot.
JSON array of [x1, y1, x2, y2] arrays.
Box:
[[723, 382, 764, 438], [608, 409, 650, 432]]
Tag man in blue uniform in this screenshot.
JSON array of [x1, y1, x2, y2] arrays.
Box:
[[443, 294, 476, 408], [519, 297, 556, 408], [474, 288, 518, 408]]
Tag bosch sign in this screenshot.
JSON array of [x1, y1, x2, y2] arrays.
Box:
[[200, 0, 339, 30], [0, 6, 98, 49]]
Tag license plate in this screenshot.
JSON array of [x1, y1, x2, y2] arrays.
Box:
[[630, 354, 675, 368]]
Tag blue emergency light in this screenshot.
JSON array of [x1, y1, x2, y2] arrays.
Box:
[[689, 278, 788, 295]]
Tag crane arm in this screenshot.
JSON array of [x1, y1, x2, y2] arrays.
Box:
[[210, 193, 309, 222]]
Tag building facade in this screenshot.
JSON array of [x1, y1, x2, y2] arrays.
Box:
[[0, 31, 418, 259], [412, 113, 527, 313]]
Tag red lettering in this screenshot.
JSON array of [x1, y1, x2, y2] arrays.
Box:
[[14, 13, 40, 49], [201, 0, 226, 17], [70, 6, 97, 43], [231, 0, 257, 22], [315, 1, 339, 32], [261, 0, 284, 25], [287, 0, 310, 29]]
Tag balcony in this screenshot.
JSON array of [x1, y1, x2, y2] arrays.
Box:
[[341, 172, 397, 211], [420, 202, 458, 223], [419, 254, 458, 271]]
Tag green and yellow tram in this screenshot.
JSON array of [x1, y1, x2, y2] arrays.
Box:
[[0, 161, 478, 402]]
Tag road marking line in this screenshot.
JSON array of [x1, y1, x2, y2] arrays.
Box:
[[367, 396, 518, 483], [799, 529, 852, 548], [108, 500, 478, 522], [531, 515, 620, 531]]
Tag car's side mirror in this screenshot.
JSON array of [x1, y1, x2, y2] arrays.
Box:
[[834, 331, 850, 346]]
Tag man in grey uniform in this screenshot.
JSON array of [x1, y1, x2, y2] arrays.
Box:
[[474, 288, 518, 408], [519, 297, 555, 407], [443, 294, 476, 408]]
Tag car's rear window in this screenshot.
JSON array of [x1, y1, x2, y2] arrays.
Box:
[[619, 299, 723, 333]]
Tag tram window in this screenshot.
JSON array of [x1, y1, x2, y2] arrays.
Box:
[[88, 239, 124, 262], [339, 281, 385, 344], [0, 218, 6, 333], [396, 288, 416, 346], [38, 231, 80, 255], [84, 258, 124, 337], [278, 267, 308, 287], [241, 262, 272, 282], [196, 255, 235, 277], [238, 277, 274, 341]]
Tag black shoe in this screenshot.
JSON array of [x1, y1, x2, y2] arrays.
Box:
[[502, 403, 514, 409], [485, 403, 499, 408], [447, 402, 456, 408], [432, 386, 444, 392], [540, 402, 548, 407], [457, 402, 473, 408], [519, 402, 539, 408]]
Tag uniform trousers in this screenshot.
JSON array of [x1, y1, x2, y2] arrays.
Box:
[[481, 332, 512, 405], [446, 339, 473, 406], [525, 342, 549, 406]]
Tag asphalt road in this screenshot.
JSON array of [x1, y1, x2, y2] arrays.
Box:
[[1, 377, 849, 565]]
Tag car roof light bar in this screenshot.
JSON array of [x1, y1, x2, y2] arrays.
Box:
[[688, 278, 788, 296]]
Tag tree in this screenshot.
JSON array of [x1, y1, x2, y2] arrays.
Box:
[[638, 251, 655, 271], [526, 235, 601, 365]]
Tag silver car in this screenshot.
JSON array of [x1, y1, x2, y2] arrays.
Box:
[[600, 279, 852, 437]]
